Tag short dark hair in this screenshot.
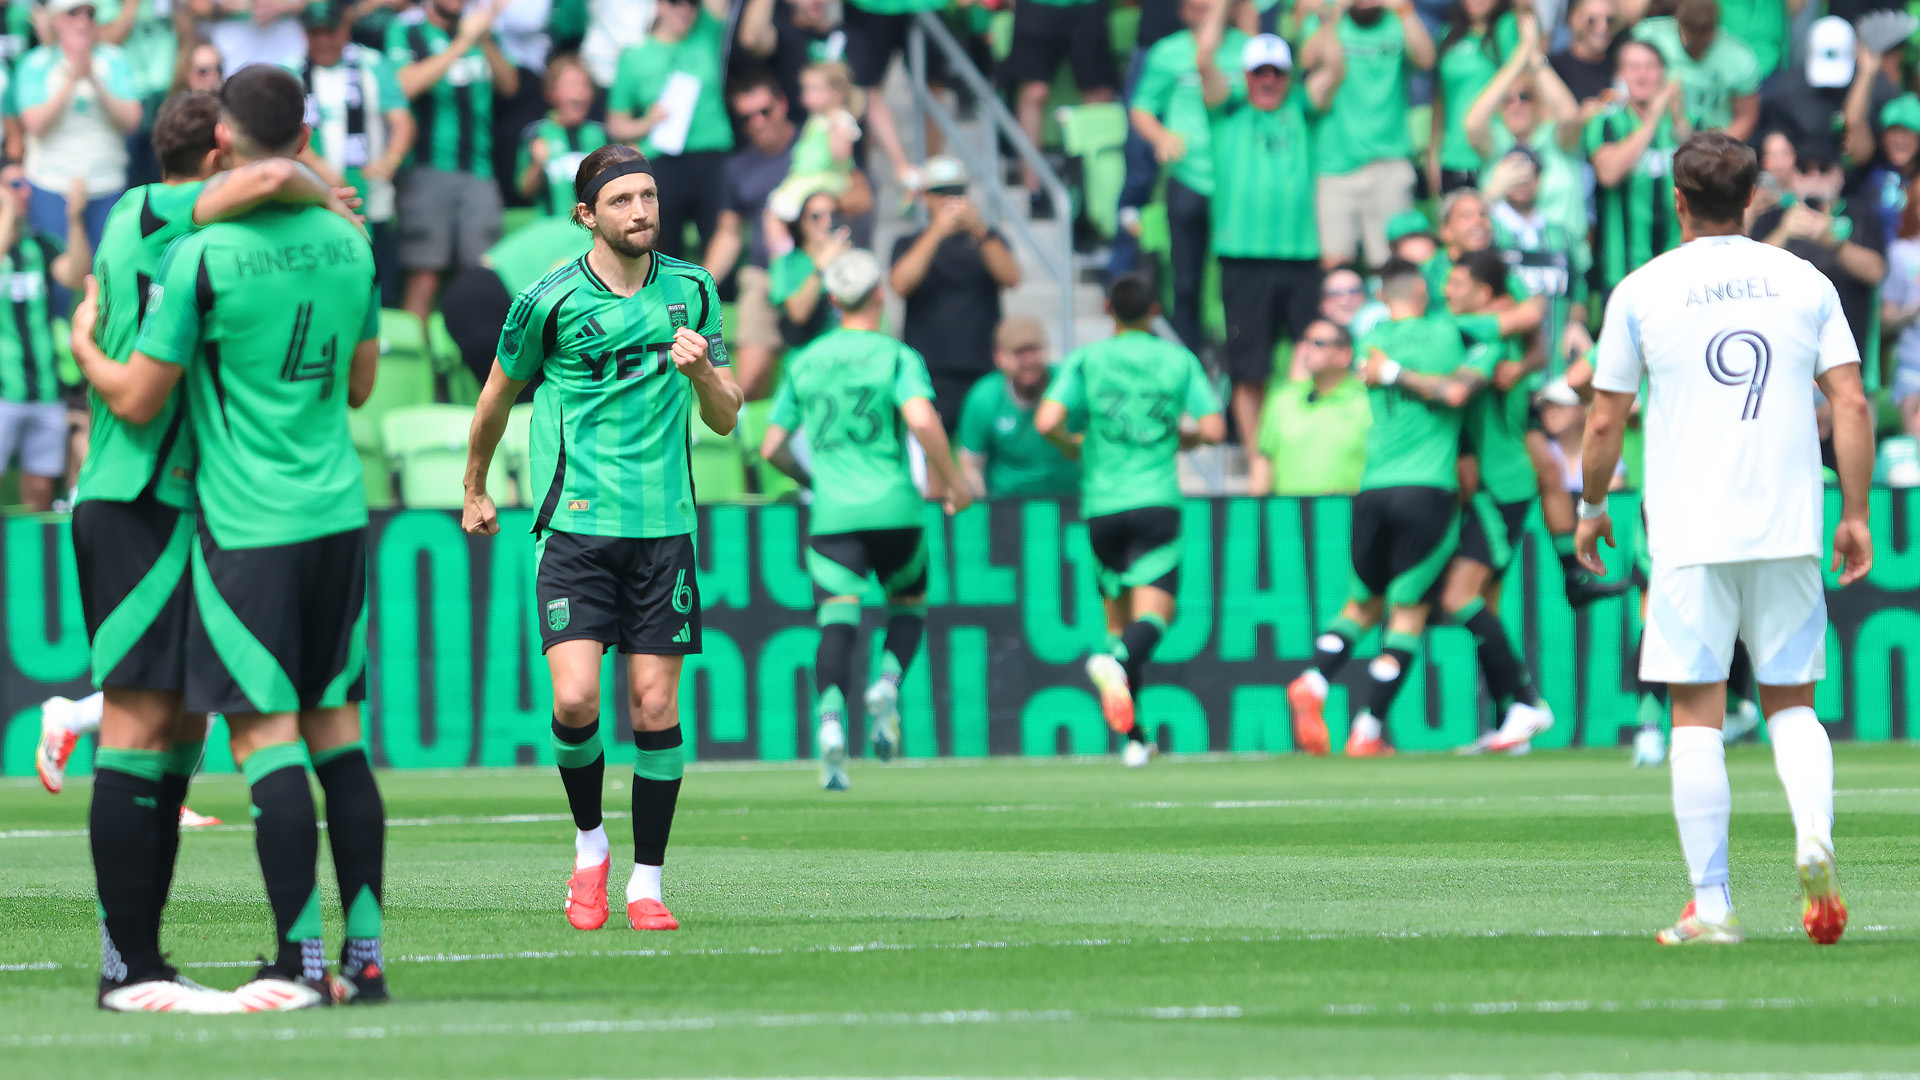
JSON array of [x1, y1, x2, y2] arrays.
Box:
[[1676, 0, 1719, 32], [572, 143, 649, 222], [1617, 38, 1666, 72], [219, 64, 307, 154], [1459, 248, 1511, 297], [728, 70, 784, 107], [152, 90, 221, 180], [1377, 258, 1425, 300], [1673, 130, 1757, 225], [1107, 272, 1159, 323]]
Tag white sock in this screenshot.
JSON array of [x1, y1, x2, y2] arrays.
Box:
[[1299, 668, 1329, 698], [1350, 711, 1381, 742], [575, 825, 609, 869], [1766, 705, 1834, 850], [627, 863, 663, 903], [1670, 725, 1733, 921], [68, 693, 104, 736]]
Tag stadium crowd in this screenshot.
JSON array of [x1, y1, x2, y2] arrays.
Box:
[[2, 0, 1919, 511]]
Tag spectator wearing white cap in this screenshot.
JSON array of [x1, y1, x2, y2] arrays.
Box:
[[15, 0, 142, 250], [888, 155, 1021, 433], [1759, 15, 1898, 166], [1196, 20, 1343, 490]]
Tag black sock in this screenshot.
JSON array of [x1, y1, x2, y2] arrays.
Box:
[[312, 744, 385, 966], [242, 743, 324, 982], [1367, 639, 1418, 718], [879, 602, 926, 686], [1117, 614, 1166, 691], [90, 751, 166, 983], [1553, 531, 1583, 580], [551, 717, 605, 833], [1311, 615, 1364, 679], [631, 725, 685, 867], [1460, 601, 1538, 708], [815, 621, 857, 720], [152, 775, 187, 928]]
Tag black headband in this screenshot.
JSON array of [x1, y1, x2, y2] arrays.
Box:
[[579, 159, 654, 209]]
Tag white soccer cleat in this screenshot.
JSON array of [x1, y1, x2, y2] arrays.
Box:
[[818, 718, 850, 791], [1722, 698, 1763, 743], [179, 806, 222, 828], [1122, 739, 1156, 769], [1655, 900, 1744, 946], [100, 974, 244, 1014], [1631, 727, 1667, 767], [1486, 702, 1554, 752], [865, 680, 902, 763], [232, 974, 330, 1012], [35, 696, 80, 794]]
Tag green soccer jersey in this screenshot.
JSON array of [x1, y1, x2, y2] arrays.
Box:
[[1208, 87, 1320, 261], [608, 11, 736, 159], [1631, 18, 1760, 133], [385, 19, 499, 176], [957, 370, 1081, 498], [0, 230, 61, 406], [1491, 202, 1589, 381], [1133, 27, 1251, 197], [1454, 312, 1535, 504], [497, 251, 729, 539], [1585, 105, 1681, 297], [1719, 0, 1786, 80], [768, 327, 934, 535], [1307, 12, 1414, 175], [1355, 314, 1469, 492], [517, 116, 609, 217], [1436, 13, 1519, 172], [1043, 329, 1222, 518], [135, 205, 379, 549], [75, 181, 206, 508]]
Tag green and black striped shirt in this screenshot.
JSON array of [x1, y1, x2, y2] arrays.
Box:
[[385, 18, 498, 177], [1584, 106, 1682, 299], [0, 232, 63, 404]]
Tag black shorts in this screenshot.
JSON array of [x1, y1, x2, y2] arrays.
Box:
[[845, 5, 949, 87], [186, 526, 368, 716], [1219, 258, 1324, 386], [536, 530, 702, 655], [808, 527, 929, 601], [1005, 0, 1114, 91], [1348, 486, 1460, 607], [1456, 491, 1533, 577], [1085, 506, 1182, 599], [73, 496, 194, 693]]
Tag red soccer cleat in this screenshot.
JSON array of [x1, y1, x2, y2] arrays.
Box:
[[1084, 653, 1135, 734], [1798, 839, 1848, 946], [628, 898, 679, 931], [1345, 733, 1395, 758], [566, 857, 610, 930], [36, 697, 80, 794], [1287, 675, 1330, 757]]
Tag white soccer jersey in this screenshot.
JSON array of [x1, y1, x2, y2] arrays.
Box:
[[1592, 235, 1859, 568]]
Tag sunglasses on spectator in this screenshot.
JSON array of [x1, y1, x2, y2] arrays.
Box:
[[1510, 92, 1534, 104], [7, 178, 27, 191], [1304, 336, 1342, 348], [739, 104, 777, 120], [1323, 285, 1363, 298]]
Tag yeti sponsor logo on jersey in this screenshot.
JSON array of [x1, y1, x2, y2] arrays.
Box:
[[582, 343, 676, 381], [1705, 328, 1772, 421], [546, 598, 570, 631]]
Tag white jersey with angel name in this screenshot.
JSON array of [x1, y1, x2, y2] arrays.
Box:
[[1592, 235, 1859, 568]]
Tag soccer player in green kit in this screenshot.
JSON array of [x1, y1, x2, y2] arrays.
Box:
[[1286, 260, 1479, 758], [462, 144, 742, 933], [759, 249, 971, 791], [1034, 273, 1224, 768], [66, 87, 374, 1013], [76, 66, 386, 1012]]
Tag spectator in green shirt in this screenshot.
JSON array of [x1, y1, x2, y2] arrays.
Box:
[[1196, 9, 1343, 491], [516, 54, 607, 218], [607, 0, 734, 263], [769, 188, 850, 351], [1428, 0, 1518, 198], [1301, 0, 1435, 268], [958, 315, 1082, 499], [1631, 0, 1760, 139], [1463, 21, 1586, 247], [1253, 319, 1371, 495]]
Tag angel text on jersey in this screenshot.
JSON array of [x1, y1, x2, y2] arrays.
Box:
[[1684, 276, 1781, 307]]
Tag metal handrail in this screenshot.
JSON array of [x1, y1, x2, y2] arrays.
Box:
[[906, 12, 1077, 351]]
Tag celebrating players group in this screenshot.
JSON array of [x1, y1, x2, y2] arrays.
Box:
[[45, 67, 1869, 1015]]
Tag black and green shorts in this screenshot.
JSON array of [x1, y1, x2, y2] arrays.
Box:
[[1348, 485, 1460, 607], [72, 496, 195, 692], [1456, 491, 1534, 578], [807, 527, 928, 602], [536, 529, 701, 655], [186, 525, 368, 716], [1085, 506, 1182, 600]]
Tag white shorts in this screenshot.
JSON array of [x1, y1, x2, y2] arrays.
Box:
[[0, 399, 68, 478], [1641, 557, 1828, 686]]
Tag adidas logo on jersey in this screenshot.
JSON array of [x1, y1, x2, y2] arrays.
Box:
[[671, 624, 691, 644]]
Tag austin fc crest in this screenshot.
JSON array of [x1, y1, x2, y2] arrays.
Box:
[[546, 598, 570, 631]]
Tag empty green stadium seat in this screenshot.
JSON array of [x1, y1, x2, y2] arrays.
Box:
[[500, 206, 542, 238], [349, 408, 395, 509], [382, 404, 505, 509], [737, 395, 798, 500], [361, 309, 437, 432], [502, 402, 537, 507], [1060, 103, 1130, 240], [690, 412, 747, 503]]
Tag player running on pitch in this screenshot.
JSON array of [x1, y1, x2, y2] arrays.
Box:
[[759, 249, 971, 791], [1577, 131, 1872, 946], [463, 143, 742, 933], [88, 67, 388, 1010], [1035, 273, 1223, 768], [65, 84, 377, 1012], [1287, 260, 1480, 757]]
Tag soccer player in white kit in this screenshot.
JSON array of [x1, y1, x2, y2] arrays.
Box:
[[1575, 132, 1875, 947]]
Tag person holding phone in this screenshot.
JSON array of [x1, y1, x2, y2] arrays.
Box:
[[768, 188, 852, 351]]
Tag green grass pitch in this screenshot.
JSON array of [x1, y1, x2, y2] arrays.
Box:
[[4, 747, 1919, 1078]]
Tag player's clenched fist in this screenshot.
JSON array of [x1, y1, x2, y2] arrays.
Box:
[[670, 326, 711, 375], [463, 489, 501, 536]]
